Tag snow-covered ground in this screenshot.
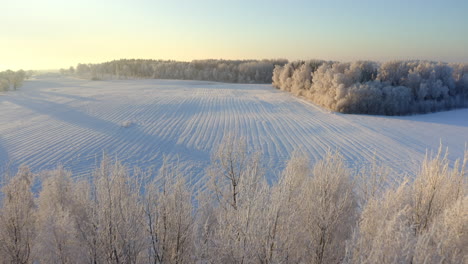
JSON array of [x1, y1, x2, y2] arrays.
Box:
[[1, 77, 467, 183]]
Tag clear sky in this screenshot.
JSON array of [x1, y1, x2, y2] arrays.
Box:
[[1, 0, 468, 70]]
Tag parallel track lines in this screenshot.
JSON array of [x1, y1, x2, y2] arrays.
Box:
[[1, 78, 466, 182]]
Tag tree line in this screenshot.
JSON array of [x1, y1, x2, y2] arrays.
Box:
[[67, 59, 288, 83], [0, 138, 465, 264], [273, 60, 468, 115], [65, 59, 468, 115], [0, 70, 31, 91]]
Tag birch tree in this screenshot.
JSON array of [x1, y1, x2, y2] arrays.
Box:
[[0, 166, 36, 264], [143, 159, 195, 264], [34, 166, 85, 263]]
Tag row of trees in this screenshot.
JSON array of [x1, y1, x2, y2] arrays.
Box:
[[71, 59, 288, 83], [273, 60, 468, 115], [0, 70, 31, 91], [67, 58, 468, 115], [0, 139, 465, 263]]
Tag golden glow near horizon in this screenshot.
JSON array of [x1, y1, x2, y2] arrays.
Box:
[[1, 0, 468, 71]]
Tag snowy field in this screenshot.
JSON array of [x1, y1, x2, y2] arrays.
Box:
[[1, 76, 467, 183]]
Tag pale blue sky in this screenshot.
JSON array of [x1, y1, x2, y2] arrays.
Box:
[[1, 0, 467, 70]]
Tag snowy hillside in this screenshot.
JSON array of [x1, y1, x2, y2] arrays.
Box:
[[1, 76, 467, 182]]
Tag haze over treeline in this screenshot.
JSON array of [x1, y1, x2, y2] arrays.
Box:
[[2, 1, 468, 70], [70, 59, 288, 83]]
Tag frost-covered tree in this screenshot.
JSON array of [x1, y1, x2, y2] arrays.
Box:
[[344, 181, 414, 264], [92, 156, 146, 264], [410, 147, 466, 235], [345, 147, 467, 263], [260, 151, 311, 263], [198, 136, 267, 263], [76, 63, 91, 78], [0, 166, 36, 264], [302, 151, 357, 264], [143, 159, 195, 264], [274, 60, 467, 115], [33, 166, 85, 263], [0, 144, 465, 263], [413, 196, 467, 263]]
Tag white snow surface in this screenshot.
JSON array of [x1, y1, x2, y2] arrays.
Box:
[[1, 77, 467, 183]]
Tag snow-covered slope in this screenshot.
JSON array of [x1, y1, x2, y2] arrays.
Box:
[[1, 77, 467, 183]]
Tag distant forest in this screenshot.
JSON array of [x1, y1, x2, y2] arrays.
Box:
[[273, 60, 468, 115], [63, 59, 468, 115], [67, 59, 288, 84]]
